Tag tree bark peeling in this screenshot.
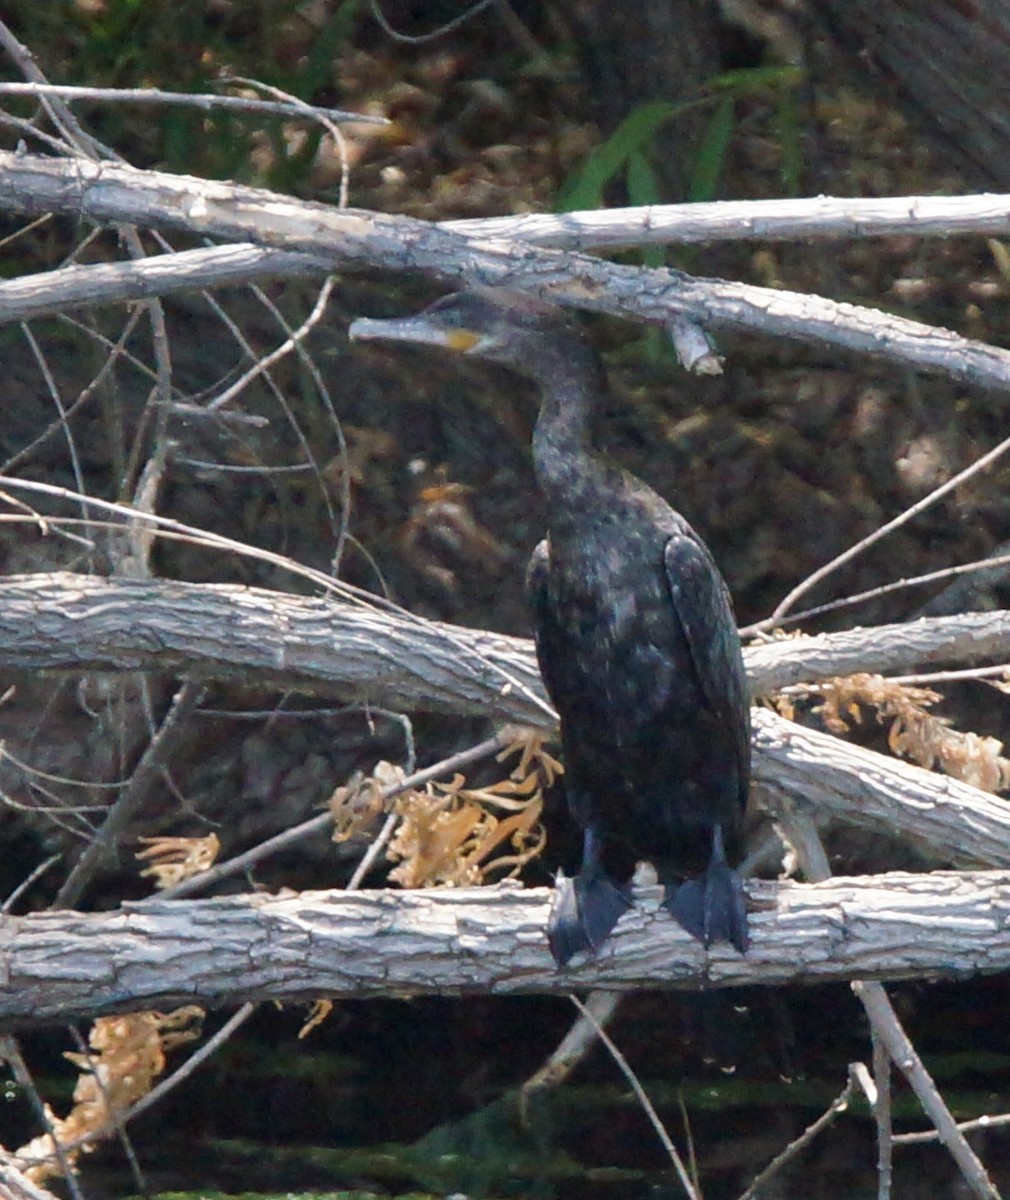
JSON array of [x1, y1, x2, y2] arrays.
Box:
[[3, 872, 1010, 1028]]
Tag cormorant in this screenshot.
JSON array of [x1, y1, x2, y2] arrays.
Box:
[[349, 290, 750, 966]]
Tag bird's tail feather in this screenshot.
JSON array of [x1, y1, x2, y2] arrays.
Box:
[[547, 869, 632, 967], [665, 859, 749, 954]]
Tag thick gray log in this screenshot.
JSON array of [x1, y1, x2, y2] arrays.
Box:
[[0, 571, 1005, 714], [0, 572, 549, 724], [1, 872, 1010, 1028], [752, 708, 1010, 868], [744, 611, 1010, 694], [1, 573, 1009, 871]]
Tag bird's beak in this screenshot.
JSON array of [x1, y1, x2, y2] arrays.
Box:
[[349, 315, 484, 354]]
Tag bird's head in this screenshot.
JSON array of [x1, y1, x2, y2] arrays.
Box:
[[349, 288, 578, 379]]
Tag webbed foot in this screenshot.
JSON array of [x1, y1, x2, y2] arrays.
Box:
[[547, 869, 633, 967], [663, 827, 748, 953]]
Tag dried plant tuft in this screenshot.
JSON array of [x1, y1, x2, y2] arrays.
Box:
[[299, 999, 334, 1039], [808, 672, 1010, 793], [329, 760, 404, 843], [15, 1007, 203, 1184], [385, 728, 555, 887], [136, 833, 221, 888]]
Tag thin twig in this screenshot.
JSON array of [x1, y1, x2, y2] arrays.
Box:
[[778, 664, 1010, 690], [226, 75, 353, 208], [872, 1029, 893, 1200], [241, 276, 352, 569], [777, 810, 1001, 1200], [0, 81, 387, 125], [50, 1004, 256, 1161], [568, 994, 700, 1200], [895, 1113, 1010, 1145], [521, 990, 623, 1096], [0, 1036, 85, 1200], [676, 1090, 701, 1196], [345, 812, 399, 890], [852, 981, 999, 1200], [736, 1076, 855, 1200], [770, 428, 1010, 621], [366, 0, 495, 43], [0, 1152, 62, 1200], [733, 554, 1010, 637], [2, 855, 61, 914], [0, 18, 107, 158], [66, 1023, 147, 1195], [54, 679, 204, 909], [2, 308, 147, 475], [111, 1004, 251, 1130]]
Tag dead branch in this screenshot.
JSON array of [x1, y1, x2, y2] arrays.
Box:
[[774, 809, 1000, 1200], [443, 194, 1010, 250], [0, 571, 546, 724], [746, 611, 1010, 692], [0, 1153, 60, 1200], [753, 708, 1010, 868], [2, 153, 1010, 389], [0, 571, 1005, 713], [0, 573, 1008, 874], [0, 243, 322, 323], [10, 194, 1010, 324], [2, 871, 1010, 1028]]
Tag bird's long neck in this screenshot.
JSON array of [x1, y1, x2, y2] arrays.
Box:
[[529, 334, 611, 514]]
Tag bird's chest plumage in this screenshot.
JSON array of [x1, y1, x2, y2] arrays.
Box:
[[536, 525, 700, 737]]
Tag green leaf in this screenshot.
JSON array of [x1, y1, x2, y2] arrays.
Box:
[[688, 93, 735, 202], [774, 82, 804, 195], [626, 150, 665, 268], [557, 100, 676, 211], [705, 64, 805, 95]]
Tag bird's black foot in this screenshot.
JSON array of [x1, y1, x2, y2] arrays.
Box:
[[663, 827, 749, 953], [547, 869, 633, 967]]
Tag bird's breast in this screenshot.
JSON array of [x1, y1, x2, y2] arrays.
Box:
[[542, 554, 699, 718]]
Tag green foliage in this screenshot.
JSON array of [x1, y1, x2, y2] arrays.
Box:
[[697, 64, 806, 199], [689, 92, 737, 203], [4, 0, 363, 185], [558, 64, 806, 212], [557, 100, 677, 212]]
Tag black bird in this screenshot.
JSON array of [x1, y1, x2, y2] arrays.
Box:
[[350, 290, 750, 965]]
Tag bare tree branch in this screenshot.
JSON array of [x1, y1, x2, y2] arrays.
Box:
[[53, 679, 204, 909], [444, 194, 1010, 251], [773, 808, 1000, 1200], [3, 872, 1010, 1028], [12, 193, 1010, 324], [745, 611, 1010, 693], [2, 154, 1010, 389], [0, 1152, 61, 1200], [7, 186, 1010, 324], [0, 573, 1008, 873], [0, 572, 546, 724], [753, 708, 1010, 868], [0, 243, 324, 323], [0, 81, 385, 125], [0, 571, 1004, 715]]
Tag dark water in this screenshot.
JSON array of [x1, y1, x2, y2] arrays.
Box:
[[10, 976, 1010, 1199]]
